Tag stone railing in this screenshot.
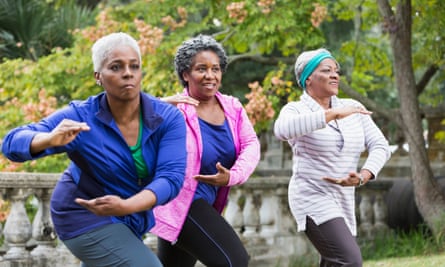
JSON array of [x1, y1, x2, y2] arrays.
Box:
[[0, 172, 392, 267]]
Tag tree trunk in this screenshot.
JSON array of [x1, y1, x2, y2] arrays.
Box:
[[377, 0, 445, 236]]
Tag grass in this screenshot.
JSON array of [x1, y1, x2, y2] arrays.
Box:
[[289, 225, 445, 267], [364, 253, 445, 267]]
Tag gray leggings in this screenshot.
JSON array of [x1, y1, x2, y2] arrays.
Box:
[[305, 216, 362, 267], [63, 223, 162, 267]]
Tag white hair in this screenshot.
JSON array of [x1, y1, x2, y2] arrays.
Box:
[[91, 32, 141, 72], [294, 48, 337, 88]]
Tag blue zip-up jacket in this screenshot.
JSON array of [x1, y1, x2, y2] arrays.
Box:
[[1, 92, 187, 240]]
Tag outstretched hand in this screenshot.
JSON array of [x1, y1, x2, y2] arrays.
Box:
[[161, 94, 199, 106], [194, 162, 230, 186], [49, 119, 90, 146], [75, 195, 128, 216], [323, 171, 362, 187]]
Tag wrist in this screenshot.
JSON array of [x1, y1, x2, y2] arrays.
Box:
[[357, 174, 365, 187]]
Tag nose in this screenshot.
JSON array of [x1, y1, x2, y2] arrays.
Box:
[[330, 71, 339, 78], [123, 65, 134, 78], [204, 68, 216, 79]]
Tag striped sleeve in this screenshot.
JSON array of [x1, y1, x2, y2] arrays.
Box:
[[274, 102, 326, 140], [360, 114, 391, 178]]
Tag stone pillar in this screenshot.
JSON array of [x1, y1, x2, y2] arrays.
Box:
[[358, 191, 373, 239], [224, 189, 244, 234], [3, 188, 32, 265], [31, 189, 57, 267]]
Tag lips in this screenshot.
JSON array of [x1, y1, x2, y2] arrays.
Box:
[[202, 83, 217, 89]]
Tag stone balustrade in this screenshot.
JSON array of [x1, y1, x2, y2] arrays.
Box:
[[0, 171, 392, 267]]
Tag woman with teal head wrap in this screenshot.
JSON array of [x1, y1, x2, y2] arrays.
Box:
[[274, 48, 391, 267], [294, 48, 338, 90]]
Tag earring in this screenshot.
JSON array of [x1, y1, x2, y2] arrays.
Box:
[[96, 80, 102, 86]]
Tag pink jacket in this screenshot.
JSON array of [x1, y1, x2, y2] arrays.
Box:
[[150, 90, 260, 243]]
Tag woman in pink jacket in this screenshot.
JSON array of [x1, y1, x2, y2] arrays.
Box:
[[151, 35, 260, 267]]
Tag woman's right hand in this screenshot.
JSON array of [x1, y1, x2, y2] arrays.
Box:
[[31, 119, 90, 154], [49, 119, 90, 146]]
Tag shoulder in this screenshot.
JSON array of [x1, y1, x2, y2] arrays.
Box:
[[141, 93, 183, 119], [216, 92, 243, 110], [280, 100, 305, 112], [337, 98, 363, 108]]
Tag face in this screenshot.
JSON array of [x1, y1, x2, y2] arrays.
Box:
[[182, 50, 222, 100], [305, 58, 339, 98], [95, 45, 142, 103]]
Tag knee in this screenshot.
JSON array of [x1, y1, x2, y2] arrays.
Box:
[[228, 250, 249, 267], [344, 251, 362, 267]]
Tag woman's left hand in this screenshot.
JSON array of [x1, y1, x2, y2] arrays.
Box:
[[75, 195, 128, 216], [161, 94, 199, 106], [323, 172, 363, 187], [194, 162, 229, 186]]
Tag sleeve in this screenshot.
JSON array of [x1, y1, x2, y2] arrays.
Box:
[[1, 105, 80, 162], [226, 102, 261, 186], [360, 114, 392, 178], [274, 102, 326, 141], [144, 107, 187, 206]]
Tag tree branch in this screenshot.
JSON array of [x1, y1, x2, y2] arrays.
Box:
[[416, 64, 439, 96], [339, 80, 402, 127], [228, 54, 294, 66]]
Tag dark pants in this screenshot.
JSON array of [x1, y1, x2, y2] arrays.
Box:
[[305, 216, 362, 267], [63, 223, 162, 267], [157, 198, 249, 267]]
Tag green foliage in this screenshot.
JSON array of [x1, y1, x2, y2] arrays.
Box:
[[0, 0, 95, 61], [289, 226, 445, 267], [361, 226, 445, 260], [1, 0, 444, 173], [434, 120, 445, 144]]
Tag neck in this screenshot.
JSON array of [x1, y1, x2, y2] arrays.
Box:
[[107, 97, 140, 124], [306, 89, 331, 110]]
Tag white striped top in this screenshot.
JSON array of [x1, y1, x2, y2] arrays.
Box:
[[274, 92, 391, 236]]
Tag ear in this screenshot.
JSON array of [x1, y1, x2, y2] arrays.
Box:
[[182, 72, 189, 83], [94, 72, 102, 86], [305, 76, 312, 88]]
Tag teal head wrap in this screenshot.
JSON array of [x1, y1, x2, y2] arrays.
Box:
[[299, 52, 334, 90]]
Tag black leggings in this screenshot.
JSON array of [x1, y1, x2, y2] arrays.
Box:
[[157, 199, 249, 267], [305, 216, 362, 267]]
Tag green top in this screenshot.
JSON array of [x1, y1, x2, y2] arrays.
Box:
[[129, 113, 149, 184]]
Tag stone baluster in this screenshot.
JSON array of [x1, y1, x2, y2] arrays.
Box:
[[242, 189, 262, 244], [258, 191, 278, 243], [224, 189, 244, 234], [373, 191, 389, 234], [2, 188, 33, 264], [55, 241, 81, 267], [358, 191, 373, 239], [30, 189, 57, 266], [143, 233, 158, 252]]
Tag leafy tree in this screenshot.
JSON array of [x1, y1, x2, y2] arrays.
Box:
[[375, 0, 445, 238], [0, 0, 444, 238], [0, 0, 95, 61]]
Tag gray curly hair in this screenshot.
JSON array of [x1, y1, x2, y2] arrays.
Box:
[[91, 32, 141, 72], [174, 34, 228, 87]]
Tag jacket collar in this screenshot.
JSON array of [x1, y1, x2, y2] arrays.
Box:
[[96, 92, 163, 130]]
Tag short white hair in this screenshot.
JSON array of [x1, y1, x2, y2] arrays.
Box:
[[91, 32, 141, 72], [294, 48, 338, 88]]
